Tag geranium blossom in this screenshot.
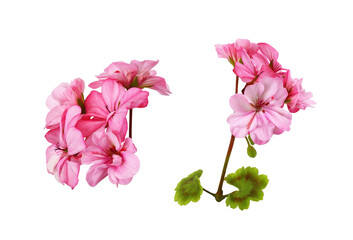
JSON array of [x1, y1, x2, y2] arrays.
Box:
[[45, 78, 85, 129], [76, 80, 149, 139], [45, 106, 86, 189], [233, 49, 275, 84], [283, 70, 316, 113], [215, 39, 258, 66], [227, 77, 292, 145], [257, 43, 283, 74], [82, 131, 139, 187], [90, 60, 171, 95]]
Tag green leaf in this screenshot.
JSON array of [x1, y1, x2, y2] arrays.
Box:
[[247, 145, 257, 158], [225, 167, 269, 210], [174, 170, 203, 206]]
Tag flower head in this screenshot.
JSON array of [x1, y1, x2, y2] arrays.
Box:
[[77, 80, 149, 139], [227, 77, 292, 145], [215, 39, 259, 66], [45, 106, 86, 189], [45, 78, 85, 129], [82, 131, 139, 187], [283, 71, 315, 113], [90, 60, 171, 95]]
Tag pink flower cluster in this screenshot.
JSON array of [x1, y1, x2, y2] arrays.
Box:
[[216, 39, 315, 145], [45, 60, 170, 189]]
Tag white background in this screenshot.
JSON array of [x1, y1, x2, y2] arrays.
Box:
[[1, 0, 352, 239]]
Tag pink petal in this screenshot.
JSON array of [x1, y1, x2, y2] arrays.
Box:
[[85, 91, 109, 119], [250, 113, 274, 145], [121, 138, 137, 154], [117, 177, 133, 185], [76, 115, 105, 138], [229, 94, 253, 113], [264, 105, 292, 131], [104, 132, 121, 151], [102, 80, 125, 112], [46, 83, 69, 109], [45, 105, 66, 129], [227, 112, 257, 138], [215, 43, 237, 63], [86, 164, 109, 187], [56, 158, 80, 189], [131, 60, 159, 74], [258, 43, 279, 61], [46, 145, 60, 174], [119, 88, 149, 110], [234, 62, 255, 83], [45, 128, 60, 144], [108, 113, 128, 142], [66, 127, 86, 155], [82, 145, 110, 164], [64, 105, 82, 132], [88, 80, 103, 89], [109, 152, 140, 179], [244, 83, 265, 104], [140, 76, 171, 95], [258, 77, 281, 103]]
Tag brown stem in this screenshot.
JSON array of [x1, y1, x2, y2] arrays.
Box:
[[215, 76, 239, 200], [129, 109, 133, 138], [215, 135, 235, 198]]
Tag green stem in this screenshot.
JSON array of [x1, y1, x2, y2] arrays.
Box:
[[203, 188, 216, 197], [129, 109, 133, 139]]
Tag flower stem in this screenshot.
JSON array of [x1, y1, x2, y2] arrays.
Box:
[[215, 135, 235, 198], [129, 109, 133, 138], [215, 76, 239, 201]]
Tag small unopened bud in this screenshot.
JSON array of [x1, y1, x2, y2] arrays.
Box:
[[247, 145, 257, 158]]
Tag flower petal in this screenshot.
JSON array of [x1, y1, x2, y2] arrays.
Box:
[[86, 164, 109, 187], [85, 91, 109, 119], [117, 177, 133, 185], [46, 145, 60, 174], [76, 115, 105, 138], [257, 43, 279, 61], [140, 76, 171, 95], [66, 127, 86, 155], [56, 158, 80, 189], [111, 152, 140, 179], [264, 105, 292, 131], [118, 88, 149, 110], [229, 94, 253, 113], [244, 83, 265, 104], [121, 138, 137, 154], [102, 80, 125, 112]]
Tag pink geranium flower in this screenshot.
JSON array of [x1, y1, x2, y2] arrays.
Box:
[[227, 77, 292, 145], [90, 60, 171, 95], [45, 78, 85, 129], [82, 131, 140, 187], [283, 71, 316, 113], [257, 43, 283, 74], [215, 39, 259, 66], [76, 80, 149, 139], [233, 49, 275, 84], [45, 106, 86, 189]]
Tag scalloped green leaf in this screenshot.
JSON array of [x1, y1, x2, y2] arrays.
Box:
[[225, 167, 268, 210], [174, 170, 203, 206]]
